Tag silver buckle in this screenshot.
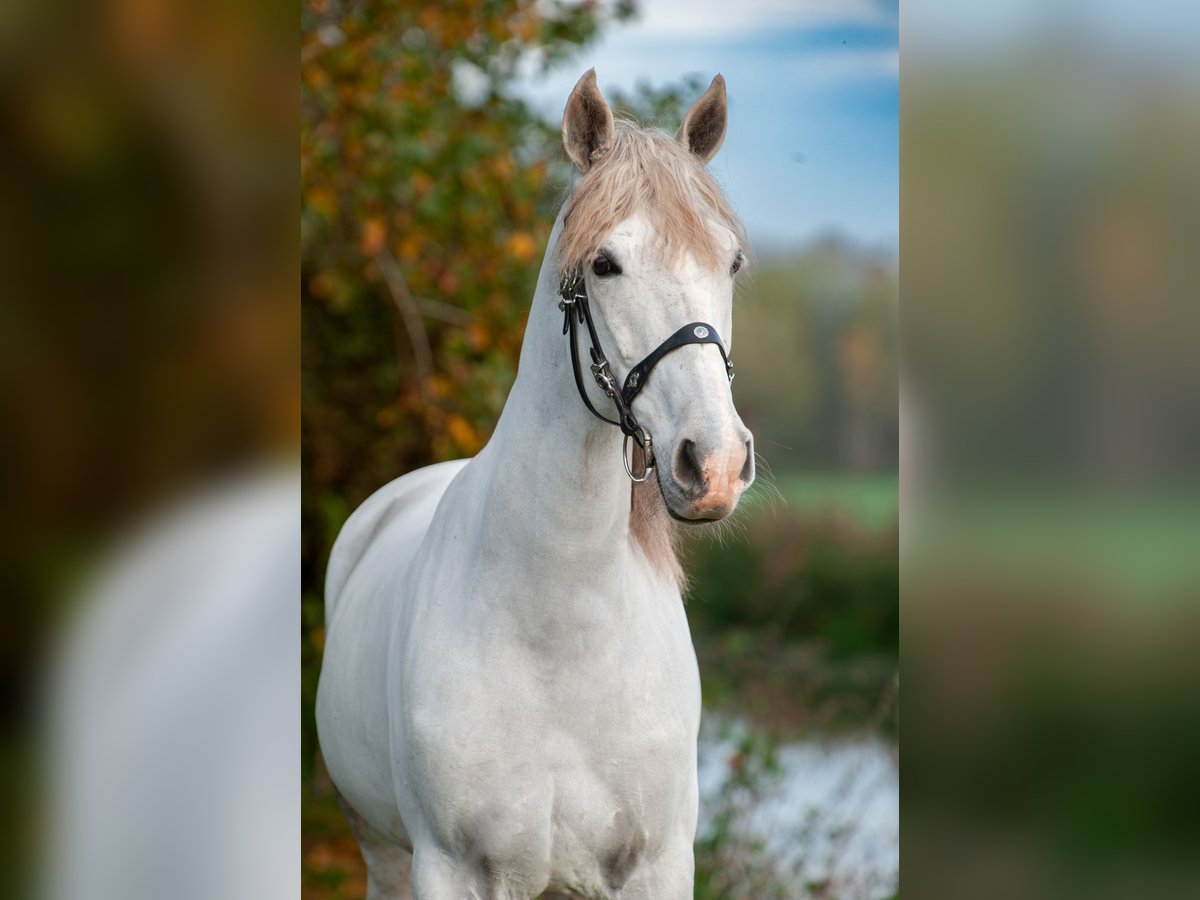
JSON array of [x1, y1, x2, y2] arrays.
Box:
[[591, 360, 617, 397], [558, 270, 585, 311]]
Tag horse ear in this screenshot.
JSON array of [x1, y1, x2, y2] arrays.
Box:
[[677, 74, 727, 164], [562, 68, 614, 173]]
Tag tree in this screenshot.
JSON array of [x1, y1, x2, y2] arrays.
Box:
[[300, 0, 639, 764]]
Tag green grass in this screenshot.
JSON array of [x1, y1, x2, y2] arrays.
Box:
[[911, 490, 1200, 601], [774, 472, 898, 531]]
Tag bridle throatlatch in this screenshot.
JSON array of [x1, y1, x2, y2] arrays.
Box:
[[558, 268, 735, 483]]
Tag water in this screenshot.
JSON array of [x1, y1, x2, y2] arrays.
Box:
[[698, 715, 899, 898]]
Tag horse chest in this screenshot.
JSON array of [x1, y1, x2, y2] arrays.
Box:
[[399, 573, 701, 880], [407, 668, 697, 892], [407, 582, 700, 772]]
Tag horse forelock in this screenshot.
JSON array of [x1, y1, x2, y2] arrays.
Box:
[[557, 119, 745, 278]]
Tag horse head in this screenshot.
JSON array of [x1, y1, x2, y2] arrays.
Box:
[[558, 69, 755, 523]]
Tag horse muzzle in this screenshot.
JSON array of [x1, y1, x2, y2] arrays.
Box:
[[660, 430, 754, 522]]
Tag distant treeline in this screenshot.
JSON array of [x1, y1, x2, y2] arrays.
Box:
[[735, 236, 898, 474]]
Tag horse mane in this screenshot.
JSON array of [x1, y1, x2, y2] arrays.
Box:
[[558, 118, 746, 590], [631, 460, 686, 590]]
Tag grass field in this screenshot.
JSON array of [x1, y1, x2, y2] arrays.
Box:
[[774, 472, 898, 531]]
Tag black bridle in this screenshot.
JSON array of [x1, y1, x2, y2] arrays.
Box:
[[558, 267, 735, 482]]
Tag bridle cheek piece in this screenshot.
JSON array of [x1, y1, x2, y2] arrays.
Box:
[[557, 267, 735, 483]]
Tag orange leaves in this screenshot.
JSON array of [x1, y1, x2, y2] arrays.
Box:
[[305, 185, 338, 222], [491, 156, 515, 180], [417, 7, 442, 31], [360, 217, 386, 256], [374, 407, 396, 430], [425, 374, 452, 400], [466, 322, 491, 353], [426, 408, 484, 459], [308, 271, 335, 299], [308, 269, 352, 312], [509, 12, 540, 44], [397, 232, 423, 263], [411, 170, 434, 199], [504, 231, 539, 263], [445, 413, 481, 454], [304, 65, 329, 92]]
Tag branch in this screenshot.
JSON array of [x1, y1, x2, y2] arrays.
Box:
[[375, 250, 433, 400], [415, 296, 476, 326]]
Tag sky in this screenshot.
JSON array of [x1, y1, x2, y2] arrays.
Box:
[[904, 0, 1200, 63], [514, 0, 899, 251]]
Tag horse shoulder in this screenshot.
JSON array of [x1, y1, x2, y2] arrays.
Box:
[[324, 458, 469, 624], [317, 458, 472, 845]]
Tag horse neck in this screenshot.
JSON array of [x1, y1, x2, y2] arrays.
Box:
[[479, 235, 634, 576]]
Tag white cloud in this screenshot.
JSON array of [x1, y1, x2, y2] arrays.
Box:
[[516, 0, 898, 112], [516, 41, 897, 120]]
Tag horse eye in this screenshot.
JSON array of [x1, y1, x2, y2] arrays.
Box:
[[730, 250, 745, 276], [591, 253, 620, 277]]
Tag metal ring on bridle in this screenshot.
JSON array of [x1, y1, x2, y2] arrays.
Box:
[[623, 429, 654, 483]]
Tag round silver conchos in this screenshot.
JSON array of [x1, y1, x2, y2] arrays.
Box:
[[693, 325, 709, 339]]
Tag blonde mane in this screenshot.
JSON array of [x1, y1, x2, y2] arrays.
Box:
[[558, 119, 745, 278], [557, 119, 746, 589]]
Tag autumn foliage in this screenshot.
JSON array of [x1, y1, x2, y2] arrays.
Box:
[[301, 1, 637, 591]]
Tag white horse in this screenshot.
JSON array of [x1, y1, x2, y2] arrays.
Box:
[[316, 69, 754, 899]]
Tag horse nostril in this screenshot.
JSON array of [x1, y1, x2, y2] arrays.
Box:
[[739, 439, 755, 484], [673, 439, 707, 496]]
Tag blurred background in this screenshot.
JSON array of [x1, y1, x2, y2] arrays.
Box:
[[302, 0, 898, 897], [1, 0, 296, 898], [903, 1, 1200, 897]]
